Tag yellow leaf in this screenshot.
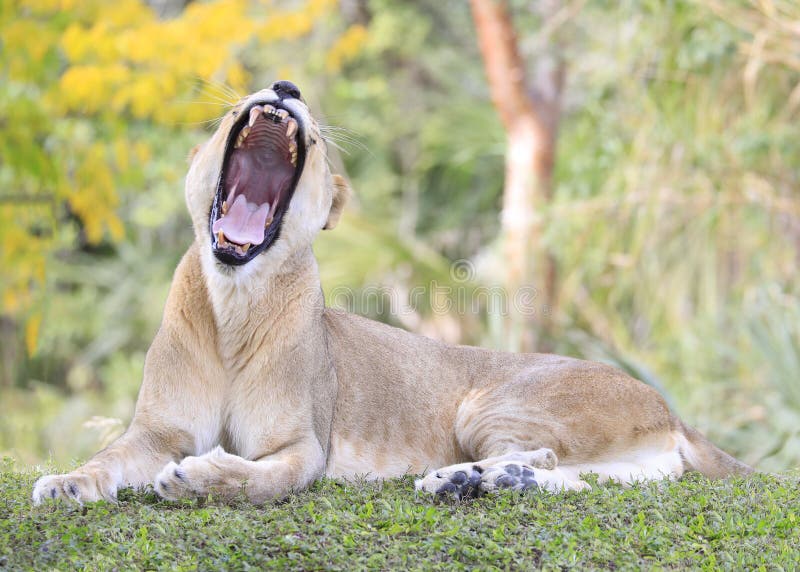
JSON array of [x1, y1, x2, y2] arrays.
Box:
[[107, 215, 125, 242], [2, 291, 18, 314], [326, 24, 368, 72], [25, 313, 42, 356]]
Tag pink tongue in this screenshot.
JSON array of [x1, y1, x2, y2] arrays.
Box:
[[212, 195, 270, 246]]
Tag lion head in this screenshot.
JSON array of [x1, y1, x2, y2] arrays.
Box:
[[185, 80, 349, 276]]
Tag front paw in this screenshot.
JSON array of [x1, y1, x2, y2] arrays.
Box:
[[154, 461, 196, 501], [154, 448, 229, 501], [33, 470, 117, 505]]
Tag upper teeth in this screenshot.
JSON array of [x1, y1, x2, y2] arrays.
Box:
[[263, 105, 279, 120], [232, 105, 299, 152], [262, 105, 289, 123]]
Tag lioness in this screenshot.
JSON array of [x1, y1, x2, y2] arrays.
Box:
[[33, 81, 752, 504]]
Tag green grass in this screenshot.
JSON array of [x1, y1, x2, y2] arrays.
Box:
[[1, 464, 798, 571]]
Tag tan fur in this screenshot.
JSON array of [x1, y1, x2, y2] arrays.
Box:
[[33, 86, 752, 505]]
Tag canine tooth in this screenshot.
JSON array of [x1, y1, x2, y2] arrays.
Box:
[[242, 243, 250, 253], [222, 201, 228, 215], [249, 106, 262, 127], [264, 216, 273, 228], [217, 231, 226, 246], [286, 118, 298, 138]]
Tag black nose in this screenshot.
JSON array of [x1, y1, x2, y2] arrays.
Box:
[[271, 80, 303, 101]]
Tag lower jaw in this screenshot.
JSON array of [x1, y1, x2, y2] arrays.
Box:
[[211, 240, 267, 266], [210, 204, 287, 266]]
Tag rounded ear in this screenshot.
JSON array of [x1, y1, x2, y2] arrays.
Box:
[[324, 174, 352, 230], [187, 143, 203, 165]]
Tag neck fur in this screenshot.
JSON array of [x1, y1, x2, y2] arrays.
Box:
[[201, 246, 324, 369]]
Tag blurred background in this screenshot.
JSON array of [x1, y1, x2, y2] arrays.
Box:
[[1, 0, 798, 472]]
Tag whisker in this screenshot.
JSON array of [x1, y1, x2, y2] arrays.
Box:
[[323, 136, 351, 155], [205, 79, 240, 98], [193, 76, 242, 105], [176, 100, 234, 107], [194, 89, 236, 108], [319, 124, 362, 135], [204, 85, 240, 105], [321, 132, 371, 155], [176, 116, 225, 129], [319, 125, 368, 147]]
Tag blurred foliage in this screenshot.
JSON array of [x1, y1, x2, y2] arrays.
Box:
[[1, 0, 799, 473]]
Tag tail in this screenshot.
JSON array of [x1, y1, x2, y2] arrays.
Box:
[[677, 420, 754, 479]]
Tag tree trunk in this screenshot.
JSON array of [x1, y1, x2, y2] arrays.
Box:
[[470, 0, 562, 351]]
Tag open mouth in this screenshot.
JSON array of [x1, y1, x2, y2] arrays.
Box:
[[209, 102, 306, 265]]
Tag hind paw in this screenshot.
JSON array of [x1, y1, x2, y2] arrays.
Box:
[[415, 462, 484, 500], [480, 462, 539, 493], [416, 455, 591, 500], [415, 461, 541, 499]]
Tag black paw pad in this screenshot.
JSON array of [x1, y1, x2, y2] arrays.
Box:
[[496, 465, 539, 492], [435, 468, 484, 500], [435, 482, 457, 495], [495, 475, 517, 488]]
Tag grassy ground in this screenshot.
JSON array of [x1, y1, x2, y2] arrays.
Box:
[[1, 463, 798, 570]]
